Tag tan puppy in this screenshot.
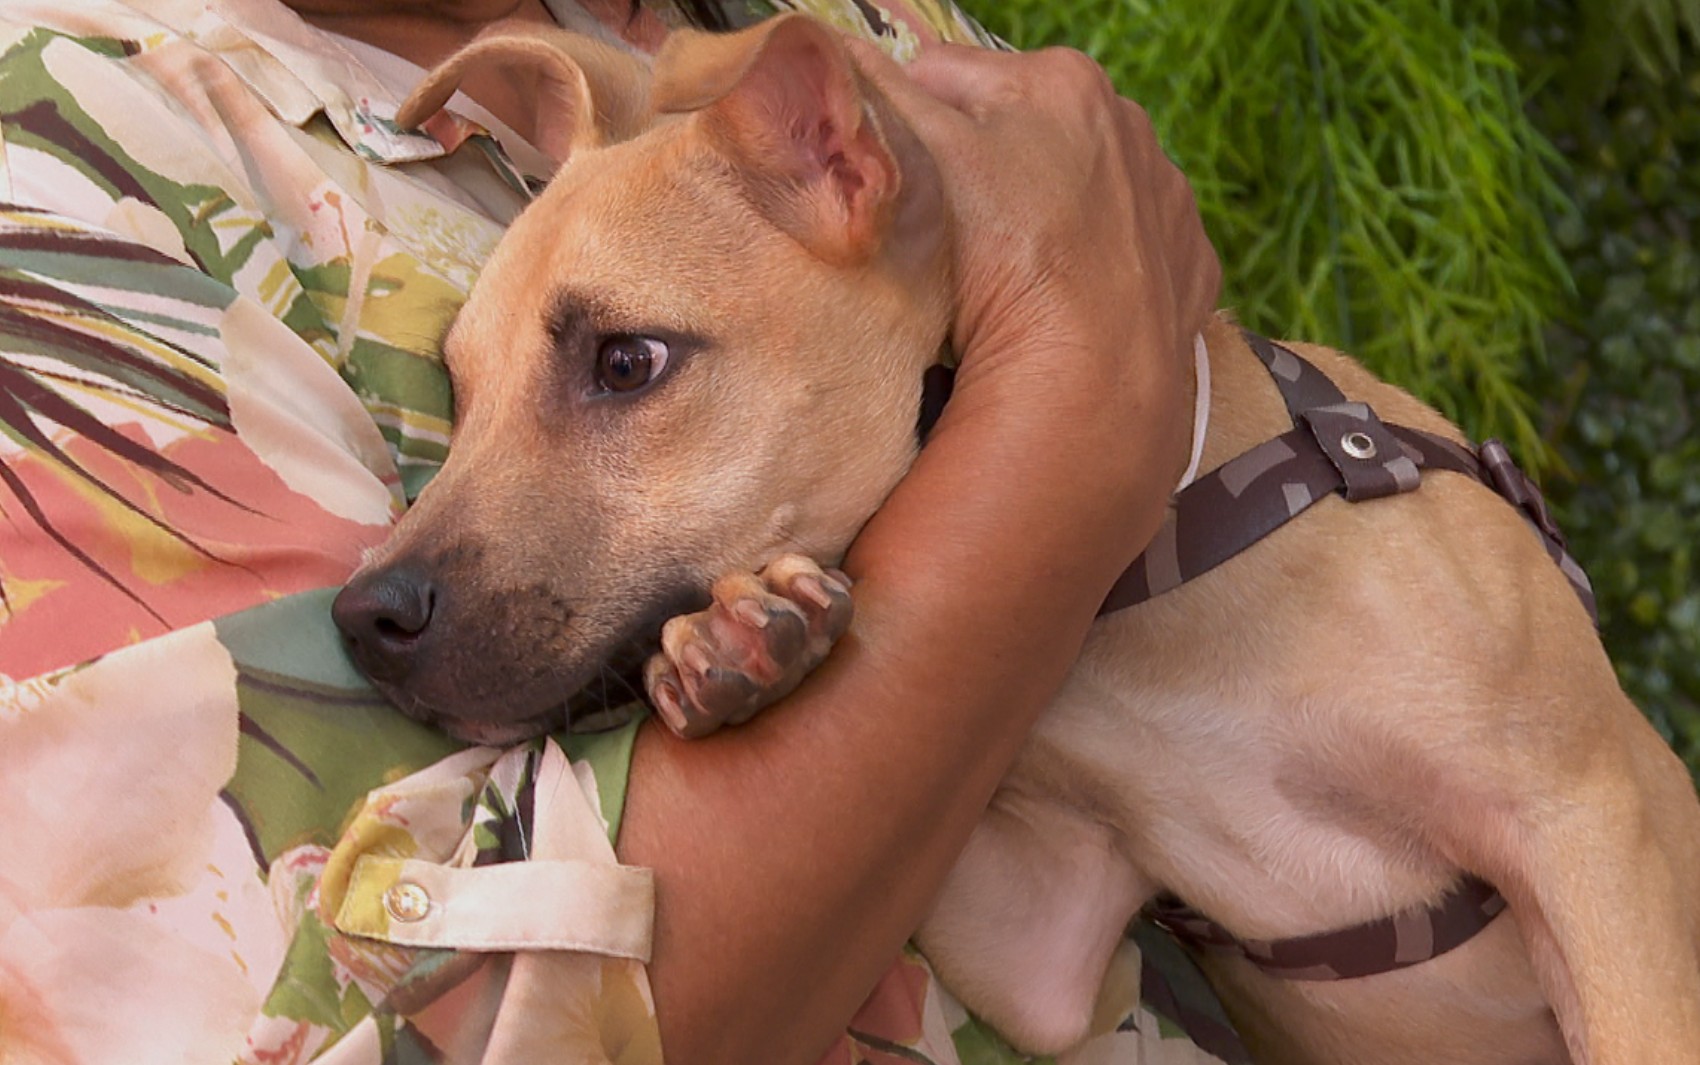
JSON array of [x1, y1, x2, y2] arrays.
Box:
[[332, 16, 1700, 1064]]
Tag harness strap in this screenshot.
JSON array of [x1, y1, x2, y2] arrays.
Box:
[[1244, 329, 1351, 418], [1101, 332, 1597, 622], [1394, 427, 1599, 622], [1148, 876, 1508, 982]]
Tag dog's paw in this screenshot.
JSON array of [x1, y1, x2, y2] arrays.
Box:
[[644, 554, 853, 738]]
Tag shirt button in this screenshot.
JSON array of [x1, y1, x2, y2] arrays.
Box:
[[384, 881, 432, 923]]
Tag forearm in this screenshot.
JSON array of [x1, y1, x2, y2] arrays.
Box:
[[619, 336, 1187, 1064]]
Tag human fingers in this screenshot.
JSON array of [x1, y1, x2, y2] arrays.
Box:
[[897, 42, 1021, 116], [902, 43, 1116, 121], [842, 37, 976, 143]]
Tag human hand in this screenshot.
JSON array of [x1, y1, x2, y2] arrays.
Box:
[[853, 41, 1221, 494]]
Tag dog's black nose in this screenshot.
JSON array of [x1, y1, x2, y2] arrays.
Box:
[[332, 567, 436, 681]]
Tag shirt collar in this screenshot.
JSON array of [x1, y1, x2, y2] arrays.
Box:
[[148, 0, 541, 188]]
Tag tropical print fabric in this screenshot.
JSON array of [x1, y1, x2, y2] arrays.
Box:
[[0, 1, 1243, 1062]]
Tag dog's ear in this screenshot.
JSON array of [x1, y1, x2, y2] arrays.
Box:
[[650, 15, 899, 265], [396, 23, 651, 171]]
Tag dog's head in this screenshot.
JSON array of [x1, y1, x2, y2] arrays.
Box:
[[332, 17, 952, 743]]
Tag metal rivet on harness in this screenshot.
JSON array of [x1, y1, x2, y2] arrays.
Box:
[[1341, 431, 1377, 460]]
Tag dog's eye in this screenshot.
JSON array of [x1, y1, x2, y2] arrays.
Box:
[[595, 335, 669, 394]]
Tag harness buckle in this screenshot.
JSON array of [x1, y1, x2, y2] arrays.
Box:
[[1299, 402, 1421, 503]]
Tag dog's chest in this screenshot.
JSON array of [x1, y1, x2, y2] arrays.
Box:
[[1011, 599, 1459, 945]]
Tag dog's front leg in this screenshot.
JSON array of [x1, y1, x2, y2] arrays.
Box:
[[643, 554, 852, 738], [915, 788, 1154, 1055], [1419, 692, 1700, 1064]]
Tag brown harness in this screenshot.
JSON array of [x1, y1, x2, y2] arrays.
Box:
[[919, 331, 1594, 982], [1101, 331, 1596, 622], [1128, 331, 1593, 980]]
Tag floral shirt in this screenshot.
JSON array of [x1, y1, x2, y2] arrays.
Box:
[[0, 1, 1243, 1062]]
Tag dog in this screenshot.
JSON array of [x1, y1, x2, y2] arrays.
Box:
[[331, 15, 1700, 1063]]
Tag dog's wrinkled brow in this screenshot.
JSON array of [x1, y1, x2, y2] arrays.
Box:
[[544, 289, 621, 347]]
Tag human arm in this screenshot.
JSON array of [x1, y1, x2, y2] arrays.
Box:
[[618, 43, 1220, 1065]]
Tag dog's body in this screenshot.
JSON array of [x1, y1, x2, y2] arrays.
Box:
[[332, 17, 1700, 1063], [922, 318, 1700, 1062]]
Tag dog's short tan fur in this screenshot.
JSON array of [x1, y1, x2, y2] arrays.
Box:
[[348, 16, 1700, 1063]]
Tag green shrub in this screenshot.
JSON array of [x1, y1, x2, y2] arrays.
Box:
[[1503, 0, 1700, 101], [1516, 12, 1700, 765]]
